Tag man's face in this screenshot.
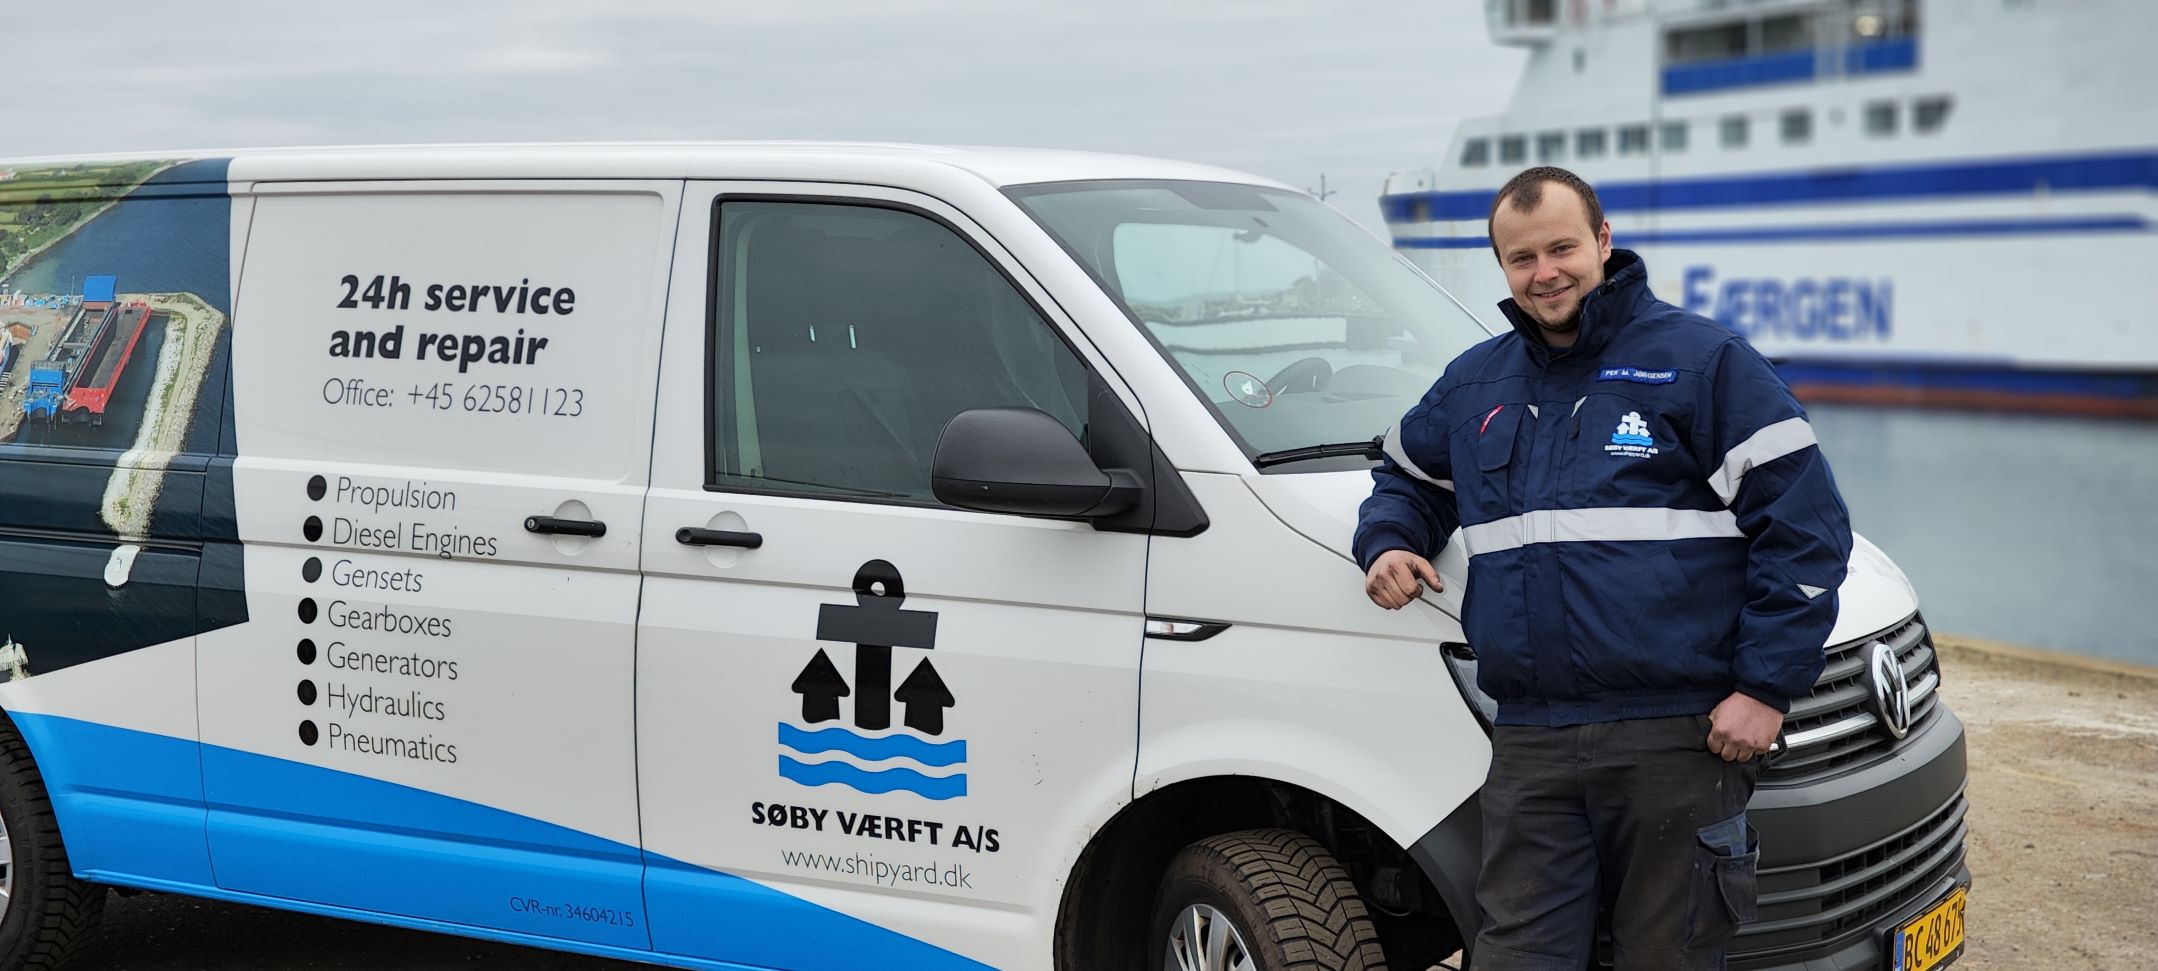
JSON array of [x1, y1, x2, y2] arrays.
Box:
[[1491, 183, 1613, 345]]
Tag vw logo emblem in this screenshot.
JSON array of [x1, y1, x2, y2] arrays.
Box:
[[1866, 641, 1913, 740]]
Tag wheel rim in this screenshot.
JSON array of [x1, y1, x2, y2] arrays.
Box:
[[1163, 902, 1256, 971], [0, 810, 12, 921]]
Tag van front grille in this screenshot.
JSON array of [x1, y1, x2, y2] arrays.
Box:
[[1737, 789, 1969, 955], [1764, 615, 1939, 784]]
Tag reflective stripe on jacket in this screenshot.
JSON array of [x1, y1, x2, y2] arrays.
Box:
[[1354, 250, 1853, 726]]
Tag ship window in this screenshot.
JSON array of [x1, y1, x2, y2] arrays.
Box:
[[1760, 13, 1813, 52], [1914, 96, 1952, 133], [1720, 115, 1750, 148], [1499, 135, 1527, 165], [1665, 22, 1748, 64], [1618, 125, 1650, 155], [1536, 131, 1566, 163], [1461, 138, 1491, 167], [1502, 0, 1558, 27], [1864, 100, 1898, 136], [1576, 129, 1608, 159], [1660, 121, 1689, 152], [1780, 109, 1813, 144]]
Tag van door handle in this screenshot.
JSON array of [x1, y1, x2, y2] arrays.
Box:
[[525, 516, 607, 538], [676, 527, 763, 549]]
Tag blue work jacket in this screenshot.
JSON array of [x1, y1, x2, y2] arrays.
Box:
[[1354, 250, 1853, 726]]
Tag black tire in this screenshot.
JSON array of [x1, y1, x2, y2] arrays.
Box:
[[0, 715, 104, 970], [1148, 828, 1388, 971]]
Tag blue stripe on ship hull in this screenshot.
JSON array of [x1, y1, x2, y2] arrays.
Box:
[[1379, 150, 2158, 222], [1771, 360, 2158, 400], [1393, 215, 2153, 248]]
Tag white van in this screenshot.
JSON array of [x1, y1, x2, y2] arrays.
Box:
[[0, 144, 1966, 971]]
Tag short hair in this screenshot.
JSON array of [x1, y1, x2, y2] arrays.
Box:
[[1487, 166, 1605, 255]]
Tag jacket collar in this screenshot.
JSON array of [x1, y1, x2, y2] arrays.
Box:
[[1497, 249, 1649, 364]]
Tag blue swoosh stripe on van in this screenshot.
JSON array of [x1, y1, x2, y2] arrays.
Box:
[[6, 713, 993, 969], [778, 755, 969, 800], [1377, 150, 2158, 222], [6, 713, 217, 887], [1392, 215, 2153, 249], [777, 723, 968, 767]]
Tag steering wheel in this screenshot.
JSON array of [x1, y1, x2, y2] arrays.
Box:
[[1266, 356, 1334, 395]]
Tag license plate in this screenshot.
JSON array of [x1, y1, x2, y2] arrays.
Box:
[[1891, 885, 1967, 971]]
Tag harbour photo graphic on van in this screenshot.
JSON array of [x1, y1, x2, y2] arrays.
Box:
[[0, 157, 247, 680]]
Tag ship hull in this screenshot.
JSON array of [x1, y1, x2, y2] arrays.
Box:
[[1389, 151, 2158, 417]]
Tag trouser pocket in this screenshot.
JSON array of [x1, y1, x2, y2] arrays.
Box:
[[1689, 811, 1760, 949]]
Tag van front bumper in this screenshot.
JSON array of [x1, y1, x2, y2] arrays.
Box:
[[1733, 705, 1969, 970]]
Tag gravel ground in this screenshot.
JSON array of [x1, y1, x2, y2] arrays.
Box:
[[1931, 639, 2158, 971], [72, 638, 2158, 971]]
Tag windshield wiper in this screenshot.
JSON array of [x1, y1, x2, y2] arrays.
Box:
[[1251, 435, 1384, 469]]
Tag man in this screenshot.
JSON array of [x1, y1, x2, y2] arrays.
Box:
[[1354, 167, 1852, 970]]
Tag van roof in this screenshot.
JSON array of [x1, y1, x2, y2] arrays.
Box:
[[0, 141, 1293, 192]]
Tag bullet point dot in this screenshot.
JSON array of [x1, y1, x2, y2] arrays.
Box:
[[303, 516, 323, 543], [297, 680, 317, 706], [299, 721, 319, 746], [297, 598, 317, 624], [297, 639, 316, 664], [302, 557, 322, 582], [307, 476, 327, 501]]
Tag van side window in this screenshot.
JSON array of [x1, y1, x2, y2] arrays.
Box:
[[708, 201, 1091, 504]]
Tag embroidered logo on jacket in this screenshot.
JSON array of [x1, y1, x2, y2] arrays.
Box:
[[1606, 411, 1660, 459]]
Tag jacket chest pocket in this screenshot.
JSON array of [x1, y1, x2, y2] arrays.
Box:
[[1452, 402, 1527, 523]]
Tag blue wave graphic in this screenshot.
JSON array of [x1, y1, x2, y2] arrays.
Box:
[[776, 724, 968, 768], [777, 756, 968, 800], [1611, 434, 1654, 446]]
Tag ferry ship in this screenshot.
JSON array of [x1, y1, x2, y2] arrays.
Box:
[[1382, 0, 2158, 416]]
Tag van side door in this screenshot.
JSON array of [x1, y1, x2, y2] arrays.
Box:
[[200, 179, 677, 950], [635, 183, 1149, 970]]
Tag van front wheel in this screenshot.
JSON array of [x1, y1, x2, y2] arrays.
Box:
[[0, 717, 104, 970], [1148, 829, 1387, 971]]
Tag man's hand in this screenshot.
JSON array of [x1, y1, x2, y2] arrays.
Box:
[[1364, 549, 1443, 610], [1706, 692, 1784, 762]]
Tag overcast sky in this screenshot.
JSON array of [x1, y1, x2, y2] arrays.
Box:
[[6, 0, 1521, 230]]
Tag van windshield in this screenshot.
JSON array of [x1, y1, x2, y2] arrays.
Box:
[[1007, 180, 1493, 469]]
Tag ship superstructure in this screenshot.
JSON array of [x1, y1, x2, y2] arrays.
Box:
[[1383, 0, 2158, 414]]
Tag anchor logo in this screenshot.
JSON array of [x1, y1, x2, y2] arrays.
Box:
[[795, 559, 953, 734], [779, 560, 967, 800]]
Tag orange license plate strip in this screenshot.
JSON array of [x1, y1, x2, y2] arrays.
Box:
[[1894, 886, 1967, 971]]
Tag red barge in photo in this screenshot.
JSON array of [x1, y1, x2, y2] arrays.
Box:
[[61, 299, 153, 423], [19, 275, 154, 427]]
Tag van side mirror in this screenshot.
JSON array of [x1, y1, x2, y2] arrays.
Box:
[[931, 408, 1141, 519]]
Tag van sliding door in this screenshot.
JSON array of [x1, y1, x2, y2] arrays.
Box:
[[201, 179, 678, 951]]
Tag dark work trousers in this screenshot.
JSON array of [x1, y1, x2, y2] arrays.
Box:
[[1471, 714, 1762, 971]]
